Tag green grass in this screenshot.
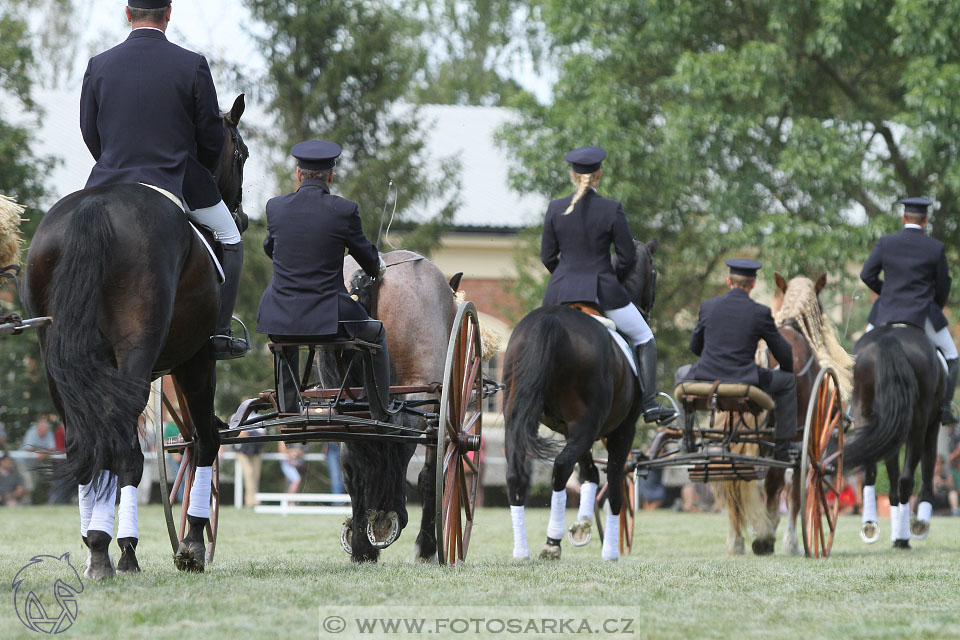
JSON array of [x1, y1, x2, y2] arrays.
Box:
[[2, 505, 960, 639]]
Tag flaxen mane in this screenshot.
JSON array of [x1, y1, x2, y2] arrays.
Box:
[[774, 276, 854, 399], [0, 194, 25, 268]]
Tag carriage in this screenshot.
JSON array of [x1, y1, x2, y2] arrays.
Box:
[[609, 368, 847, 558], [153, 300, 497, 566], [0, 266, 51, 337]]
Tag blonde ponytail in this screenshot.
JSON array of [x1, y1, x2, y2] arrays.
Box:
[[563, 171, 601, 215]]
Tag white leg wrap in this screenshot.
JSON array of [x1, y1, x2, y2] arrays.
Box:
[[889, 504, 899, 542], [510, 505, 529, 559], [187, 466, 212, 519], [117, 485, 139, 539], [917, 501, 933, 523], [601, 513, 619, 561], [546, 490, 567, 540], [862, 485, 877, 523], [78, 483, 94, 538], [577, 482, 597, 521], [87, 472, 117, 537], [894, 502, 911, 541]]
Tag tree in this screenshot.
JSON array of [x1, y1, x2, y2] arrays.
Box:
[[500, 0, 960, 379], [0, 0, 63, 445], [415, 0, 532, 106], [244, 0, 459, 253]]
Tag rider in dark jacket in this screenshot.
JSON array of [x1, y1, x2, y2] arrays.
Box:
[[860, 196, 957, 424], [257, 140, 390, 418], [79, 0, 247, 359], [540, 145, 674, 423], [682, 260, 797, 461]]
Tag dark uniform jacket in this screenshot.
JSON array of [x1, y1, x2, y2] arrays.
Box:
[[541, 190, 636, 310], [685, 288, 794, 387], [860, 227, 951, 331], [80, 29, 224, 210], [257, 179, 379, 337]]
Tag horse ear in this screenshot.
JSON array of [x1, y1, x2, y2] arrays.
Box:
[[227, 94, 245, 125], [815, 272, 827, 294], [775, 272, 788, 294], [448, 272, 463, 292], [646, 238, 658, 255]]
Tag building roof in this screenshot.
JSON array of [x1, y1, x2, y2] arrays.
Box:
[[4, 90, 544, 229]]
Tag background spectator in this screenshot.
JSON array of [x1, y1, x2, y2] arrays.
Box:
[[637, 468, 666, 510], [325, 443, 344, 496], [933, 455, 959, 516], [20, 414, 56, 502], [46, 420, 71, 504], [235, 429, 265, 507], [279, 441, 306, 497], [0, 452, 25, 506]]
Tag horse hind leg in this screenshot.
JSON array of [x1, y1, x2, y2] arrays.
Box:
[[598, 420, 634, 562], [782, 468, 802, 555], [714, 481, 747, 555], [860, 464, 880, 544], [910, 427, 938, 540], [412, 437, 439, 563], [567, 453, 599, 548], [541, 431, 596, 561], [341, 442, 380, 563], [506, 453, 532, 561]]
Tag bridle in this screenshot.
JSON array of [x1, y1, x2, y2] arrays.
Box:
[[218, 123, 246, 217]]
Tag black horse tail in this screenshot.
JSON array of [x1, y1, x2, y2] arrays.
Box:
[[843, 334, 918, 469], [504, 313, 566, 462], [43, 198, 145, 490]]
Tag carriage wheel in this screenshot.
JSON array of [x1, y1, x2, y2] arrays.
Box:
[[155, 376, 221, 565], [435, 302, 484, 566], [593, 462, 637, 556], [799, 366, 844, 559]]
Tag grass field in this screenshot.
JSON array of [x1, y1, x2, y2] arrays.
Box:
[[2, 505, 959, 639]]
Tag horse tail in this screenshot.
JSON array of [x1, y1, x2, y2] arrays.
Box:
[[42, 197, 145, 489], [843, 335, 918, 469], [503, 313, 566, 463]]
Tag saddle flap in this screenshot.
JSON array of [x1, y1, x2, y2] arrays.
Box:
[[674, 381, 775, 412]]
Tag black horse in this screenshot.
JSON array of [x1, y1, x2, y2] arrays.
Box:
[[23, 95, 248, 578], [503, 239, 657, 561], [845, 324, 943, 548]]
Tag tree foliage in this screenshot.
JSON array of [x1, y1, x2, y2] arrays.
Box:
[[500, 0, 960, 375], [243, 0, 458, 253], [0, 0, 61, 445]]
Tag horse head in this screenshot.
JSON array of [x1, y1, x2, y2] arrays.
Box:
[[217, 94, 249, 233], [616, 238, 658, 319]]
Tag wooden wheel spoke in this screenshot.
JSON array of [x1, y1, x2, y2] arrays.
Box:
[[463, 453, 479, 474], [445, 418, 459, 443], [459, 356, 481, 424], [462, 410, 481, 435], [458, 466, 473, 523]]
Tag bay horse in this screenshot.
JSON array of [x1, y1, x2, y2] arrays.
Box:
[[504, 239, 658, 562], [23, 95, 248, 578], [335, 250, 460, 562], [715, 274, 854, 555], [845, 323, 943, 548]]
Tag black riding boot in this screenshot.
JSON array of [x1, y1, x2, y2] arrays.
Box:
[[210, 242, 250, 360], [942, 359, 958, 425], [636, 340, 677, 424]]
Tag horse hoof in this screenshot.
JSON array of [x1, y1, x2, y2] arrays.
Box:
[[366, 511, 400, 549], [83, 557, 115, 581], [174, 540, 206, 573], [539, 543, 561, 561], [751, 537, 775, 556], [341, 520, 354, 555], [117, 551, 141, 574], [860, 521, 879, 544], [892, 538, 911, 550], [567, 518, 592, 547], [910, 517, 929, 540]]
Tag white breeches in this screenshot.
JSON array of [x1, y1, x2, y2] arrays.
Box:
[[865, 319, 958, 360], [605, 303, 654, 347], [186, 200, 241, 245]]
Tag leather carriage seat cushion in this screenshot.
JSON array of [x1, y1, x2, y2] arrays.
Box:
[[674, 381, 776, 411]]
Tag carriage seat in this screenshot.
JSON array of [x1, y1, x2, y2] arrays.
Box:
[[674, 381, 775, 413]]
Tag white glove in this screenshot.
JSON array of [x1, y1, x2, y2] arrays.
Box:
[[378, 256, 387, 278]]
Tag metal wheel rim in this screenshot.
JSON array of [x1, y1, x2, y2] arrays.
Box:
[[435, 301, 483, 566]]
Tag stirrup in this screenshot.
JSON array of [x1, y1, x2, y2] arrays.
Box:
[[210, 316, 251, 360]]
